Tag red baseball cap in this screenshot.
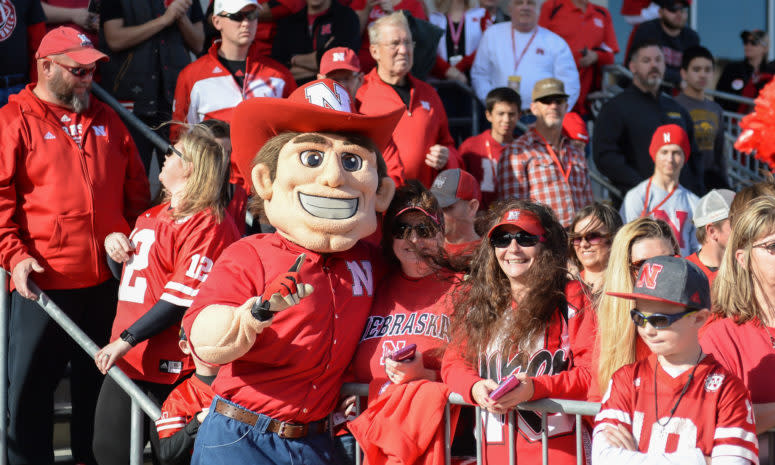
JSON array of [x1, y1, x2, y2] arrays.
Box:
[[430, 169, 481, 208], [562, 112, 588, 143], [319, 47, 361, 76], [487, 209, 546, 238], [649, 124, 690, 161], [36, 26, 108, 65], [231, 79, 403, 184]]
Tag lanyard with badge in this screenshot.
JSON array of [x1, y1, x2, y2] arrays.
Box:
[[447, 15, 464, 65], [534, 129, 575, 209], [640, 177, 677, 217], [508, 28, 538, 91]]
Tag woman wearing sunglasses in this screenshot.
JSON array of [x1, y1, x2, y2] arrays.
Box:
[[568, 202, 623, 293], [91, 124, 240, 464], [442, 199, 596, 465], [701, 196, 775, 435], [590, 217, 680, 402]]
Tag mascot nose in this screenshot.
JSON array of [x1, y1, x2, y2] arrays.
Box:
[[319, 155, 346, 188]]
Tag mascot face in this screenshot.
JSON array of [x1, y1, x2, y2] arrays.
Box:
[[253, 132, 394, 253]]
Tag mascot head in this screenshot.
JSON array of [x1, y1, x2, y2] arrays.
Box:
[[231, 79, 401, 252]]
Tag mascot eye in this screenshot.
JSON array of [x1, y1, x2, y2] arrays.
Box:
[[341, 153, 363, 172], [300, 150, 324, 167]]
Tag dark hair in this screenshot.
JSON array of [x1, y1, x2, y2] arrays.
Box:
[[200, 119, 230, 139], [485, 87, 522, 113], [629, 38, 662, 62], [681, 45, 714, 70], [381, 179, 444, 266], [449, 199, 568, 363], [568, 202, 623, 270]]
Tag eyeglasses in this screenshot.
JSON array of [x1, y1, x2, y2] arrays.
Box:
[[630, 308, 698, 329], [217, 10, 260, 22], [536, 96, 567, 106], [753, 240, 775, 255], [379, 39, 415, 51], [165, 145, 185, 159], [490, 230, 542, 248], [570, 231, 610, 246], [744, 39, 763, 46], [47, 59, 95, 77], [392, 222, 439, 240]]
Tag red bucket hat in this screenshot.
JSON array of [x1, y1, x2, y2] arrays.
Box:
[[36, 26, 108, 65], [231, 79, 403, 184]]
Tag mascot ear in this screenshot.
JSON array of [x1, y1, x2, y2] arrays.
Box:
[[252, 164, 274, 200], [374, 177, 395, 213]]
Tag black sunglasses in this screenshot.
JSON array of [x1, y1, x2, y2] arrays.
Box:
[[664, 5, 688, 13], [570, 231, 610, 246], [630, 308, 698, 329], [490, 230, 542, 248], [217, 10, 260, 22], [744, 39, 763, 46], [165, 145, 185, 159], [537, 96, 567, 105], [47, 59, 95, 77], [392, 222, 439, 240]]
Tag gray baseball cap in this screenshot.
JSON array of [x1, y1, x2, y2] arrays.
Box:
[[607, 255, 710, 310], [694, 189, 736, 228], [430, 169, 481, 208]]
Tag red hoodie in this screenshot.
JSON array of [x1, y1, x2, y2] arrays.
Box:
[[0, 85, 149, 290]]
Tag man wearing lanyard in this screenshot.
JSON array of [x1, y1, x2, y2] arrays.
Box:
[[470, 0, 579, 112], [496, 78, 592, 228]]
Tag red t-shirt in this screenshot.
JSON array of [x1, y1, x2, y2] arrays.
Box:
[[459, 130, 508, 211], [111, 204, 240, 384], [701, 317, 775, 404], [182, 234, 385, 422], [685, 252, 718, 288], [156, 374, 216, 439], [44, 101, 85, 147], [444, 239, 480, 257], [442, 281, 596, 465], [594, 353, 758, 462], [352, 271, 457, 389]]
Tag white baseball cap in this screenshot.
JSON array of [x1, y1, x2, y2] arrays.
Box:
[[214, 0, 259, 14], [693, 189, 736, 228]]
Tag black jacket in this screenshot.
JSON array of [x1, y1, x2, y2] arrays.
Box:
[[593, 85, 704, 196], [626, 19, 699, 88], [271, 0, 360, 79], [716, 59, 775, 112]]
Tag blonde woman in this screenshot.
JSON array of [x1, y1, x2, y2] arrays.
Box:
[[91, 124, 240, 464], [589, 217, 679, 401], [429, 0, 485, 84], [701, 196, 775, 434]]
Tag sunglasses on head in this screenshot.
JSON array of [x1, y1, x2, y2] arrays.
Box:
[[217, 10, 260, 21], [537, 96, 567, 105], [490, 230, 542, 248], [570, 231, 610, 246], [47, 59, 95, 77], [630, 308, 698, 329], [392, 222, 439, 240]]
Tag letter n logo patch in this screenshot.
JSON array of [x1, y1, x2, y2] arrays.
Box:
[[347, 260, 374, 296], [636, 263, 663, 290]]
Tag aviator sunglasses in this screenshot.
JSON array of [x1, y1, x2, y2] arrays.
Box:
[[630, 308, 698, 329], [489, 230, 543, 248]]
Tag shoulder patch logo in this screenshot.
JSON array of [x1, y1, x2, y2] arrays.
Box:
[[704, 373, 724, 392], [593, 17, 603, 28], [44, 132, 56, 140], [61, 114, 71, 122], [213, 66, 223, 73], [93, 125, 107, 136], [420, 100, 430, 111]]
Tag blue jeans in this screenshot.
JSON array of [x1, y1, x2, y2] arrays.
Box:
[[192, 396, 336, 465]]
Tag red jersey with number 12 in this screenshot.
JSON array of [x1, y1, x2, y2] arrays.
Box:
[[111, 204, 240, 384], [594, 354, 758, 463]]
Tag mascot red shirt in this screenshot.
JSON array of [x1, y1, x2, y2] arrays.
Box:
[[181, 79, 402, 465]]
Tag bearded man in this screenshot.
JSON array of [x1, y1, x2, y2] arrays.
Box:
[[0, 26, 149, 465]]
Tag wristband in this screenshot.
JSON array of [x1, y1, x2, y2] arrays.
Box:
[[120, 329, 139, 347]]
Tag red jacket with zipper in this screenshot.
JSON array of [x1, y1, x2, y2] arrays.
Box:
[[0, 85, 150, 291]]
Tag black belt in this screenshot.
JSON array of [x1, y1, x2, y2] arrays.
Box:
[[214, 399, 330, 439]]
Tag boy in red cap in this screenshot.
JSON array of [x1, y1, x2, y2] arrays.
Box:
[[593, 255, 758, 464], [430, 168, 482, 256], [181, 79, 402, 464], [316, 46, 364, 97], [620, 124, 700, 257], [562, 111, 589, 153]]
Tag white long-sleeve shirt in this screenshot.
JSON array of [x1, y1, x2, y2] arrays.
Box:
[[470, 23, 580, 110]]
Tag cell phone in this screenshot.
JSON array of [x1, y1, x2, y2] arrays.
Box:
[[489, 375, 520, 401], [388, 343, 417, 362]]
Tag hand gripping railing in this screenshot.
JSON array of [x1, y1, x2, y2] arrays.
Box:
[[341, 382, 601, 465], [0, 270, 160, 465]]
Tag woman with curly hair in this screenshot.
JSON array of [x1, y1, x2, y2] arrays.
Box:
[[442, 199, 596, 465], [589, 217, 680, 402], [701, 196, 775, 434]]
